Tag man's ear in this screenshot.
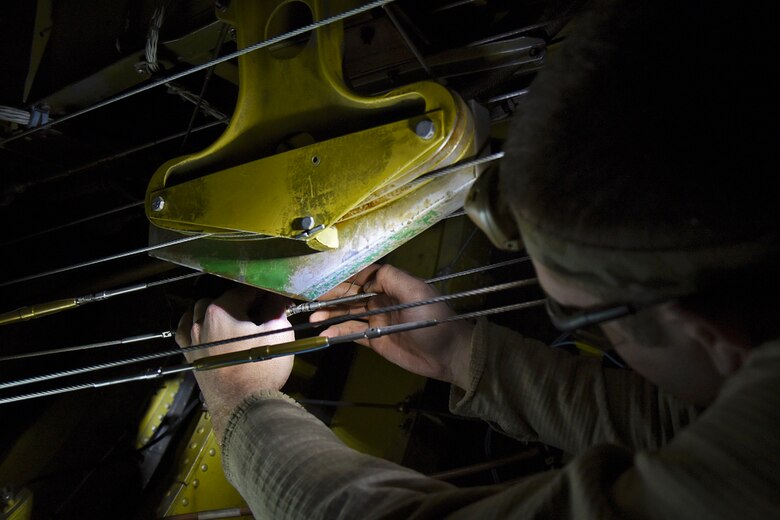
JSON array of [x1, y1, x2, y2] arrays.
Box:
[[661, 303, 751, 376]]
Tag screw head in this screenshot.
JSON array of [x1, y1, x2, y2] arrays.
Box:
[[151, 196, 165, 212], [415, 119, 436, 140]]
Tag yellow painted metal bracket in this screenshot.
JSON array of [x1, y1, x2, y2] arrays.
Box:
[[148, 109, 453, 244], [146, 0, 480, 297]]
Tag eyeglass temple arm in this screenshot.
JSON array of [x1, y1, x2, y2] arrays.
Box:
[[548, 303, 636, 332]]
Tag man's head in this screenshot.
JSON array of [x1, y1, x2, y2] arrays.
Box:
[[500, 0, 779, 404]]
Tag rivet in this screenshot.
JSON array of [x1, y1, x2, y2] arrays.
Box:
[[192, 479, 200, 488], [191, 443, 198, 449], [181, 498, 189, 507], [311, 155, 320, 166], [201, 464, 208, 472], [183, 458, 190, 465], [197, 427, 205, 434], [209, 448, 216, 456], [151, 425, 157, 432]]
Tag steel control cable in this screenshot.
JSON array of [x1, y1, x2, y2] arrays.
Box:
[[0, 276, 540, 391], [0, 299, 544, 405], [0, 258, 529, 362]]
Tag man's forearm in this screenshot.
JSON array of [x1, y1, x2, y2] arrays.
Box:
[[450, 320, 700, 452]]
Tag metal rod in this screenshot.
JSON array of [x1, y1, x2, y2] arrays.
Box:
[[45, 120, 227, 187], [0, 331, 173, 362], [415, 151, 504, 182], [179, 23, 229, 151], [0, 299, 544, 404], [485, 88, 530, 104], [0, 201, 144, 248], [0, 269, 201, 331], [0, 277, 539, 390], [432, 0, 478, 13], [426, 257, 529, 284], [382, 4, 434, 78], [0, 234, 210, 289], [286, 292, 379, 316], [467, 17, 570, 48], [0, 0, 396, 147]]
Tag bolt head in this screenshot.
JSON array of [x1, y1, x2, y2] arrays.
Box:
[[415, 119, 436, 140], [300, 216, 315, 230], [151, 196, 165, 212]]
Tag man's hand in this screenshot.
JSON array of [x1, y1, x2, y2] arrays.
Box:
[[311, 264, 474, 390], [176, 286, 295, 438]]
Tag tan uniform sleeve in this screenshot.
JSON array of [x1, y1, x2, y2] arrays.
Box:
[[450, 319, 701, 452], [220, 333, 780, 520]]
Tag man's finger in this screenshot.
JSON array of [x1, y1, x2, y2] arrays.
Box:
[[364, 264, 436, 303], [316, 264, 383, 302], [319, 320, 371, 347], [315, 283, 361, 303], [176, 310, 193, 348], [210, 285, 259, 321], [309, 304, 369, 324], [193, 297, 213, 324]]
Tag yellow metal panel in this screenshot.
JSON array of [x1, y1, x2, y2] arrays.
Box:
[[135, 375, 184, 449], [158, 412, 246, 518]]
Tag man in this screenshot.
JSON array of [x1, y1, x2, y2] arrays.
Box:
[[176, 0, 779, 517]]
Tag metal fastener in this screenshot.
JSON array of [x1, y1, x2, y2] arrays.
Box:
[[415, 118, 435, 140], [201, 464, 208, 472], [151, 196, 165, 212], [209, 448, 216, 456], [300, 216, 315, 230]]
